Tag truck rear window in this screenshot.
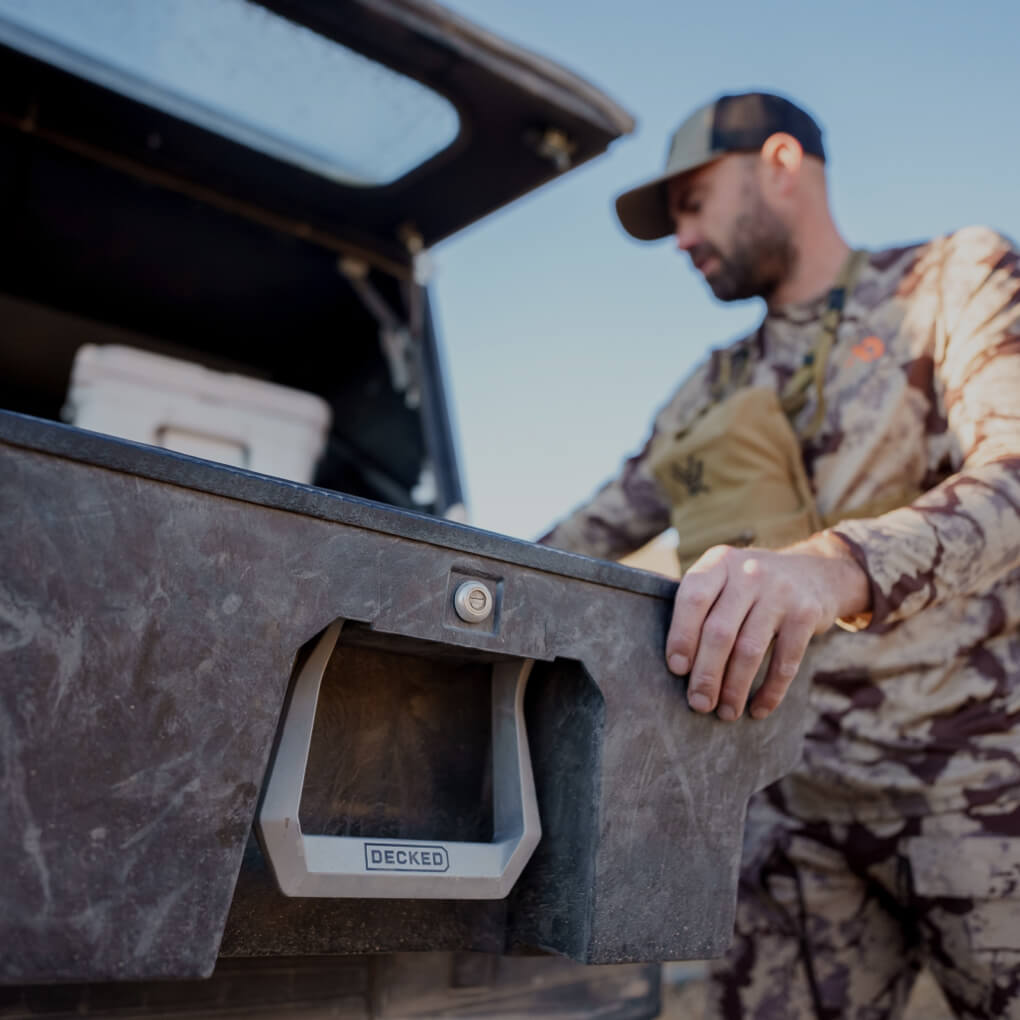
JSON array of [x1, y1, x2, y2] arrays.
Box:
[[0, 0, 461, 185]]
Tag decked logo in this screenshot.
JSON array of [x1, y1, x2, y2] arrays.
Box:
[[364, 842, 450, 873]]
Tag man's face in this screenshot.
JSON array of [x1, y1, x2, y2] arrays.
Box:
[[666, 154, 796, 302]]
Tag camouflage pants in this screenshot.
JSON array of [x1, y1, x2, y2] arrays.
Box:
[[705, 785, 1020, 1019]]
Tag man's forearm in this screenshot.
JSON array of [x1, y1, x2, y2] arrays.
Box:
[[829, 457, 1020, 628]]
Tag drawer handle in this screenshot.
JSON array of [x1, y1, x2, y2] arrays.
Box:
[[257, 622, 541, 899]]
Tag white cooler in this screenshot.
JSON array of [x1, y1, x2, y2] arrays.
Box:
[[65, 344, 333, 484]]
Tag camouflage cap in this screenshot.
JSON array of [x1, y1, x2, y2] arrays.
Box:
[[615, 92, 826, 241]]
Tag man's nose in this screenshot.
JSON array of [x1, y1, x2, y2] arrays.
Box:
[[674, 219, 699, 252]]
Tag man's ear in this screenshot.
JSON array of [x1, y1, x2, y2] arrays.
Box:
[[759, 132, 804, 196]]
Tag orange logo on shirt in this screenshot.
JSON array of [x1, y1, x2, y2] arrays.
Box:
[[851, 335, 885, 362]]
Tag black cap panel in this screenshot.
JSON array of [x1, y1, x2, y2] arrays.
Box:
[[710, 93, 825, 162]]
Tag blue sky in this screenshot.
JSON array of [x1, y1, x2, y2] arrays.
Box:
[[432, 0, 1020, 540]]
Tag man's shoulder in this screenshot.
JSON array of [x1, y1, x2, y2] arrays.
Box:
[[874, 225, 1015, 255], [937, 227, 1019, 293], [861, 228, 1018, 316], [870, 227, 1017, 279], [942, 224, 1017, 254]]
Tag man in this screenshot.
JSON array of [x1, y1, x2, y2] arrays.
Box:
[[541, 93, 1020, 1018]]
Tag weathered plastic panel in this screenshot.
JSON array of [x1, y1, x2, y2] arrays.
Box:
[[0, 410, 809, 983]]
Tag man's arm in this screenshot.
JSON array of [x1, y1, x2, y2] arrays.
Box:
[[829, 230, 1020, 628], [539, 360, 714, 558], [537, 432, 671, 558], [667, 227, 1020, 721]]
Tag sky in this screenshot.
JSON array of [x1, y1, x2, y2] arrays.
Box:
[[430, 0, 1020, 541]]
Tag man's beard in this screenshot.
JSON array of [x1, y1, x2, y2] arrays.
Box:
[[691, 192, 797, 302]]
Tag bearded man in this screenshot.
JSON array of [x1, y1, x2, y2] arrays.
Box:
[[541, 92, 1020, 1019]]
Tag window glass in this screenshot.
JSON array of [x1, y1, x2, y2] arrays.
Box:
[[0, 0, 460, 185]]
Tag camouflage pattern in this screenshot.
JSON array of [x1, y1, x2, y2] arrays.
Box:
[[541, 225, 1020, 824], [704, 785, 1020, 1019], [541, 226, 1020, 1013]]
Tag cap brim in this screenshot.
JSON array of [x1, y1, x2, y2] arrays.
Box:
[[614, 170, 679, 241], [614, 153, 723, 241]]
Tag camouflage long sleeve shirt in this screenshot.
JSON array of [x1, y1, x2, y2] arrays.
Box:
[[542, 226, 1020, 822]]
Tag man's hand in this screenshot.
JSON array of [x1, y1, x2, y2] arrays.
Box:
[[665, 532, 870, 721]]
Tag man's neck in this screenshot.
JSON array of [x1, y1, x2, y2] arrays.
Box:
[[767, 230, 851, 309]]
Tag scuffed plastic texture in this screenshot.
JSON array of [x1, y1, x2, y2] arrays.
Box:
[[0, 412, 808, 979]]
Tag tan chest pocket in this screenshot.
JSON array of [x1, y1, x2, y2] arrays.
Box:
[[648, 386, 822, 571]]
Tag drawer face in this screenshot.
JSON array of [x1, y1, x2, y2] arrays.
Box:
[[0, 414, 808, 980]]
